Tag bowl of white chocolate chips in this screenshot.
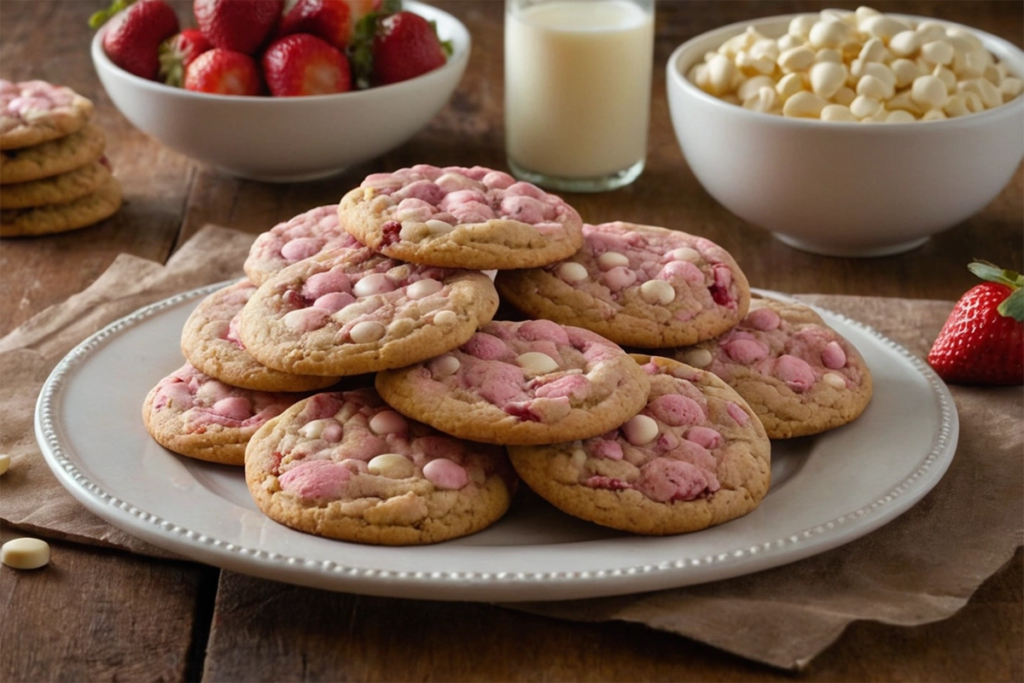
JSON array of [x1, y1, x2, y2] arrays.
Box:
[[666, 6, 1024, 257]]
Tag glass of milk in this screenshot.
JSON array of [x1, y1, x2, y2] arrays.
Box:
[[504, 0, 655, 193]]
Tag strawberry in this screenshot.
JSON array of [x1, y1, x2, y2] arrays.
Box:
[[369, 10, 450, 86], [184, 48, 263, 95], [262, 33, 351, 97], [90, 0, 181, 81], [193, 0, 284, 55], [158, 28, 212, 87], [277, 0, 376, 51], [927, 260, 1024, 385]]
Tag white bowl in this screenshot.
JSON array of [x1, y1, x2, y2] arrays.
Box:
[[667, 14, 1024, 257], [92, 1, 470, 182]]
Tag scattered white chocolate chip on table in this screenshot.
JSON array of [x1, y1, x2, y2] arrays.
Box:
[[688, 5, 1023, 122], [0, 453, 10, 475], [1, 538, 50, 570]]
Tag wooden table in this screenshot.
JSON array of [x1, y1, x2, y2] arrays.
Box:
[[2, 1, 1021, 680]]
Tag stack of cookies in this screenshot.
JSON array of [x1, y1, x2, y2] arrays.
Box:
[[142, 164, 871, 546], [1, 79, 122, 238]]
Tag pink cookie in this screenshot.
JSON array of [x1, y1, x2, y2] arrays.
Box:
[[338, 164, 584, 269], [669, 295, 873, 438], [142, 363, 306, 465], [375, 319, 652, 446], [243, 205, 360, 286], [496, 221, 752, 347], [1, 79, 94, 150], [181, 280, 341, 392], [245, 388, 518, 545], [238, 244, 500, 376], [508, 355, 771, 535]]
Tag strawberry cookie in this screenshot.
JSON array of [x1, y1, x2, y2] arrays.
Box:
[[142, 363, 306, 465], [243, 205, 360, 286], [374, 319, 651, 446], [508, 355, 771, 535], [496, 222, 751, 348], [669, 295, 873, 439], [338, 164, 584, 269], [238, 244, 499, 376], [181, 280, 341, 392], [245, 389, 517, 545], [0, 80, 94, 150]]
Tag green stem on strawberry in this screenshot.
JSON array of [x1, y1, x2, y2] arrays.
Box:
[[968, 259, 1024, 321], [89, 0, 137, 29]]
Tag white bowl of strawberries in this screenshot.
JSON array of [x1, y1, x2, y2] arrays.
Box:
[[91, 0, 470, 182]]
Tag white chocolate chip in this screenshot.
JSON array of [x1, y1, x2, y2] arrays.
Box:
[[814, 48, 843, 64], [299, 419, 328, 439], [921, 109, 947, 121], [349, 320, 386, 343], [683, 348, 713, 368], [432, 310, 458, 326], [431, 355, 461, 378], [832, 86, 856, 106], [823, 372, 847, 389], [639, 280, 676, 305], [0, 454, 9, 475], [782, 91, 827, 118], [775, 72, 805, 102], [885, 109, 916, 123], [911, 74, 949, 109], [788, 14, 817, 39], [920, 40, 955, 66], [743, 86, 778, 113], [1, 538, 50, 570], [516, 351, 559, 376], [737, 75, 775, 101], [557, 261, 589, 283], [668, 246, 701, 262], [821, 103, 858, 121], [622, 414, 659, 446], [406, 278, 442, 300], [888, 30, 921, 58], [810, 61, 847, 98], [353, 273, 395, 297], [850, 95, 882, 119], [368, 453, 415, 479], [891, 58, 924, 88], [856, 74, 892, 101], [597, 251, 630, 270], [808, 19, 851, 50], [778, 45, 815, 73], [858, 37, 888, 63]]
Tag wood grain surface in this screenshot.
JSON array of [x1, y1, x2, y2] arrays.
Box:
[[1, 1, 1021, 681]]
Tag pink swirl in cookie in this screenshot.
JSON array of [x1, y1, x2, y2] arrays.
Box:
[[1, 79, 80, 133], [244, 206, 359, 285], [547, 222, 745, 314], [359, 164, 580, 240], [569, 359, 757, 502], [268, 245, 465, 343], [408, 320, 632, 424], [691, 297, 867, 395], [270, 389, 506, 500], [150, 364, 297, 432]]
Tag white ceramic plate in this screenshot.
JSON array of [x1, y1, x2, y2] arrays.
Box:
[[36, 284, 958, 602]]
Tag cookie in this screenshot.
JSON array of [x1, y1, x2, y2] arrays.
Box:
[[0, 160, 110, 209], [181, 280, 343, 392], [339, 164, 584, 269], [1, 123, 106, 184], [0, 79, 94, 150], [238, 245, 500, 377], [507, 355, 771, 535], [243, 205, 361, 287], [0, 174, 121, 237], [669, 295, 873, 439], [375, 319, 652, 446], [496, 221, 751, 348], [142, 363, 307, 466], [245, 389, 518, 545]]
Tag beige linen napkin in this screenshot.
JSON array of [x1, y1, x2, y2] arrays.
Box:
[[1, 225, 1021, 670]]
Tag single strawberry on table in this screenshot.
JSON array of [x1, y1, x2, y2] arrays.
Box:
[[193, 0, 284, 55], [277, 0, 378, 51], [927, 260, 1024, 385], [158, 28, 212, 87], [184, 48, 263, 96], [90, 0, 180, 81], [262, 33, 352, 96]]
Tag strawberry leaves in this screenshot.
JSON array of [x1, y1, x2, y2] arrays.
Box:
[[968, 260, 1024, 321]]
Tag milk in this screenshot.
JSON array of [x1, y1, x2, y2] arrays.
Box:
[[505, 0, 654, 185]]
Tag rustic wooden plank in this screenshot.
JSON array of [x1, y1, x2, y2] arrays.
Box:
[[0, 528, 213, 682]]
